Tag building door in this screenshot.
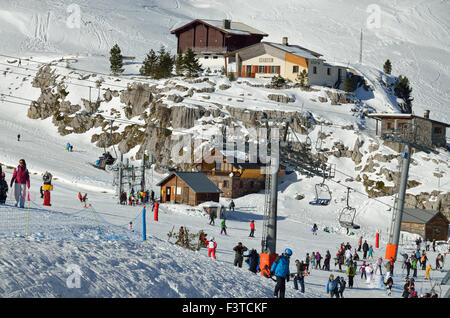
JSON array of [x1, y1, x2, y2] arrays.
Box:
[[182, 187, 189, 204], [166, 187, 171, 202]]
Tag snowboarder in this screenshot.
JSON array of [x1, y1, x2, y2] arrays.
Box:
[[292, 259, 306, 293], [229, 200, 235, 211], [0, 172, 8, 204], [10, 159, 30, 208], [207, 237, 217, 259], [233, 242, 248, 268], [220, 219, 227, 235], [270, 248, 292, 298], [249, 220, 255, 237]]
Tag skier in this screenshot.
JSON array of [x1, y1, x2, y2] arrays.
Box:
[[292, 259, 306, 293], [312, 223, 318, 235], [424, 263, 432, 280], [326, 274, 341, 298], [208, 211, 215, 225], [82, 193, 88, 208], [0, 172, 8, 204], [305, 253, 310, 273], [229, 200, 235, 212], [360, 261, 367, 280], [70, 145, 73, 152], [17, 134, 20, 141], [357, 236, 363, 251], [420, 251, 428, 270], [249, 220, 255, 237], [432, 239, 436, 252], [220, 219, 227, 235], [362, 240, 369, 259], [10, 159, 30, 208], [436, 254, 443, 270], [323, 250, 331, 271], [18, 58, 21, 67], [366, 263, 374, 283], [368, 245, 374, 259], [40, 185, 44, 199], [405, 258, 412, 278], [384, 273, 394, 296], [311, 252, 316, 270], [150, 189, 155, 202], [338, 277, 346, 298], [78, 192, 83, 203], [207, 237, 217, 259], [346, 261, 356, 288], [233, 242, 248, 268], [270, 248, 292, 298], [315, 251, 322, 269], [375, 257, 383, 275], [411, 258, 418, 278], [244, 249, 260, 274], [128, 222, 133, 232]]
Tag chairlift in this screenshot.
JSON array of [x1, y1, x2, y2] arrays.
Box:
[[338, 187, 360, 230], [91, 119, 118, 171], [309, 171, 332, 206]]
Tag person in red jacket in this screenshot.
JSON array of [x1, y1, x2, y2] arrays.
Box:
[[249, 220, 255, 237], [10, 159, 30, 208]]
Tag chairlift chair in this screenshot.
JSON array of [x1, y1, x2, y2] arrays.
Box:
[[338, 187, 360, 229], [309, 172, 332, 206]]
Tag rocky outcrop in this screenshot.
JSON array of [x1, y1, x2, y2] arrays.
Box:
[[120, 83, 153, 119], [267, 94, 295, 103]]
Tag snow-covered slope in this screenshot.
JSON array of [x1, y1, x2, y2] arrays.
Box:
[[0, 0, 449, 299]]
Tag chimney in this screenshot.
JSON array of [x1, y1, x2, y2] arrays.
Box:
[[282, 37, 288, 45], [424, 110, 430, 119], [222, 19, 231, 29]]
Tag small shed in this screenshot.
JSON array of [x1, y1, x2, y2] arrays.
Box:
[[157, 172, 222, 206], [401, 208, 449, 241], [199, 201, 227, 220]]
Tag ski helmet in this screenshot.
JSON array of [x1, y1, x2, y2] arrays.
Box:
[[285, 248, 293, 256]]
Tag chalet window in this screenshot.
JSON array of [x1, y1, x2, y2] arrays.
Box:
[[258, 66, 265, 73], [327, 68, 331, 75], [313, 66, 317, 74], [246, 65, 252, 74], [434, 127, 442, 134], [293, 66, 299, 73], [270, 66, 277, 73], [204, 56, 209, 59], [223, 180, 229, 188], [213, 56, 218, 59]]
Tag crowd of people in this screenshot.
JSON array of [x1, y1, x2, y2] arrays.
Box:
[[120, 188, 155, 206]]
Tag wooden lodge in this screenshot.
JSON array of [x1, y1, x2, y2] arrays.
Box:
[[157, 171, 222, 206], [401, 208, 449, 241]]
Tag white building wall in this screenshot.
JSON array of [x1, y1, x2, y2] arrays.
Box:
[[241, 53, 285, 78], [308, 59, 346, 88]]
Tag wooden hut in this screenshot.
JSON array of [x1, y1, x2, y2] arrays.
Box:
[[401, 208, 449, 241]]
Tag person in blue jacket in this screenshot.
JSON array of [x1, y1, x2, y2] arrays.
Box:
[[271, 248, 292, 298], [326, 274, 342, 298]]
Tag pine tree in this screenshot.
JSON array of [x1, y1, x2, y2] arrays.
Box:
[[140, 49, 157, 76], [175, 52, 185, 76], [182, 48, 203, 78], [394, 75, 413, 113], [296, 69, 308, 87], [343, 76, 356, 92], [271, 74, 285, 87], [228, 71, 235, 81], [152, 46, 174, 79], [383, 59, 392, 75], [109, 44, 124, 75]]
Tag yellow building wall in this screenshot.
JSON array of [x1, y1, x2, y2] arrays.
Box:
[[284, 53, 308, 82]]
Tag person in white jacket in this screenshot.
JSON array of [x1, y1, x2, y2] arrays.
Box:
[[366, 263, 374, 283]]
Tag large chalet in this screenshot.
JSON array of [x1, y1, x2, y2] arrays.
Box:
[[170, 19, 267, 67]]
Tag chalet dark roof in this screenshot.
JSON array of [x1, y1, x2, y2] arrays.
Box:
[[225, 41, 323, 59], [402, 208, 449, 224], [157, 172, 222, 194], [367, 113, 450, 128], [170, 19, 268, 36]]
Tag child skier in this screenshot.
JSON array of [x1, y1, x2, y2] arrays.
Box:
[[207, 237, 217, 259], [220, 220, 227, 235]]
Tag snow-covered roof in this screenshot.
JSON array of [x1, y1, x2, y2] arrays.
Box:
[[171, 19, 268, 36], [265, 42, 322, 60]]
